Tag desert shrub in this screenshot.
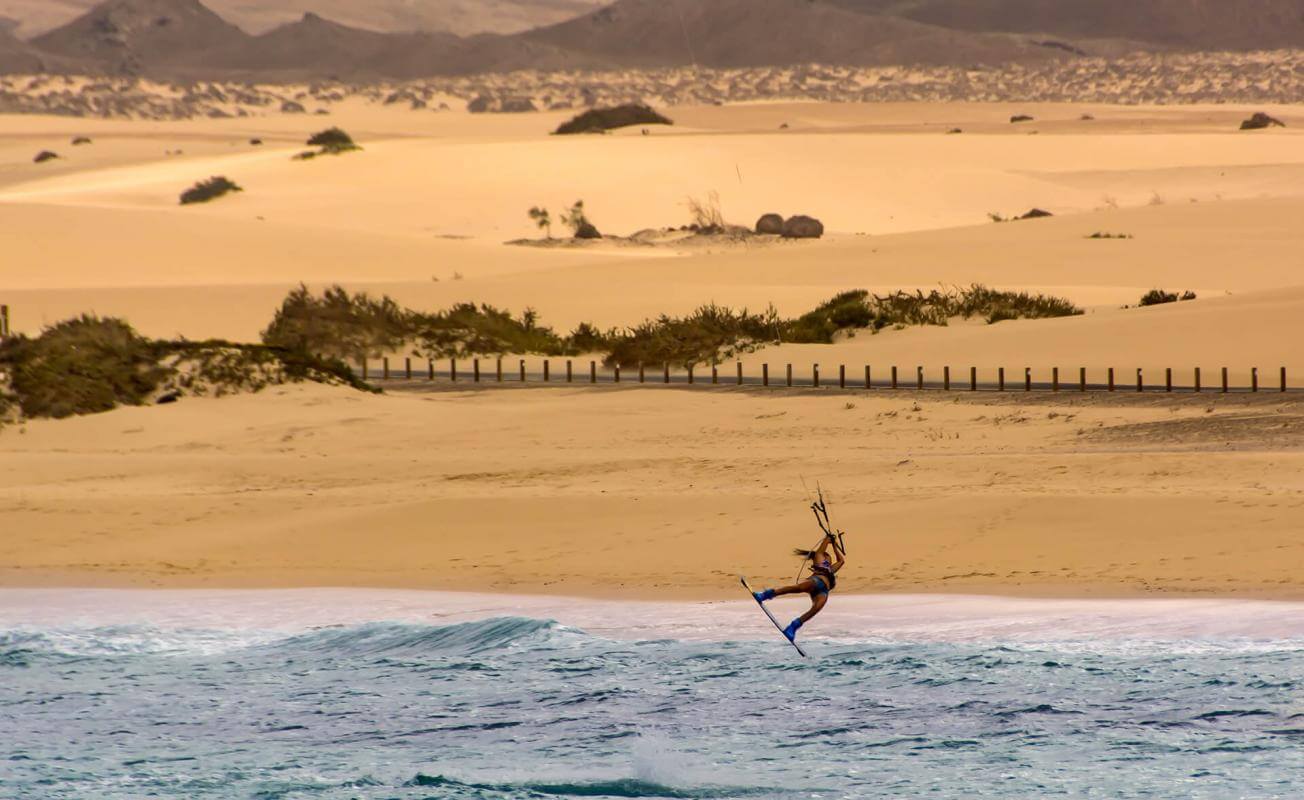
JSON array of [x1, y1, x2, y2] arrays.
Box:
[[412, 303, 572, 359], [1138, 289, 1178, 306], [554, 104, 673, 135], [686, 192, 726, 231], [1138, 289, 1196, 306], [528, 206, 552, 238], [72, 136, 92, 145], [262, 284, 410, 362], [180, 176, 242, 205], [602, 304, 781, 369], [306, 127, 358, 152], [568, 321, 613, 353], [0, 316, 169, 419], [1010, 114, 1034, 123], [785, 291, 875, 343], [1087, 232, 1133, 239], [33, 150, 58, 163]]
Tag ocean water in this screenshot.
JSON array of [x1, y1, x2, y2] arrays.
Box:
[[2, 591, 1304, 799]]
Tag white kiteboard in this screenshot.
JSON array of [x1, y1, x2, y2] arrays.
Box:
[[740, 576, 807, 658]]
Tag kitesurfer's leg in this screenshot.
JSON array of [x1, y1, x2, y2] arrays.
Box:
[[783, 593, 827, 641], [754, 579, 815, 603]]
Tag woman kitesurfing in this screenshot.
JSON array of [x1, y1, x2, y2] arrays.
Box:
[[751, 532, 845, 642], [743, 485, 848, 648]]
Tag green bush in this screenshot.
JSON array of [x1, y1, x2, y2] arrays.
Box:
[[1139, 289, 1178, 306], [262, 285, 410, 362], [0, 314, 370, 421], [602, 304, 780, 368], [555, 104, 673, 135], [305, 127, 359, 153], [180, 176, 242, 205], [0, 316, 167, 419]]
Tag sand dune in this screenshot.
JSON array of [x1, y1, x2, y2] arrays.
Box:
[[3, 382, 1303, 597], [4, 99, 1304, 599]]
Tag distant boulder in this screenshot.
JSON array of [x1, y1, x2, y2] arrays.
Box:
[[574, 222, 602, 239], [781, 215, 824, 239], [1010, 114, 1035, 123], [1019, 208, 1053, 220], [555, 104, 673, 135], [1240, 112, 1285, 130], [755, 213, 784, 235]]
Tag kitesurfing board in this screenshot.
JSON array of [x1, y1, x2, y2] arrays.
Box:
[[740, 576, 807, 658]]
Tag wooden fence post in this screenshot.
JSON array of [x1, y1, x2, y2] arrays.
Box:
[[427, 359, 434, 380], [474, 359, 480, 382], [891, 366, 899, 390], [1052, 367, 1059, 392], [590, 361, 597, 384], [1194, 367, 1201, 393], [383, 357, 390, 380], [0, 305, 9, 338], [917, 366, 924, 390], [712, 365, 718, 385], [688, 365, 695, 385], [970, 366, 977, 391], [639, 363, 645, 383], [1222, 367, 1229, 394], [614, 364, 620, 383], [566, 360, 573, 383], [544, 360, 550, 382], [839, 364, 846, 389], [1282, 367, 1288, 393], [664, 363, 671, 384], [519, 360, 526, 382], [1252, 367, 1258, 393], [1165, 368, 1172, 393], [998, 367, 1005, 392], [813, 364, 820, 388], [943, 366, 950, 391], [497, 358, 503, 382], [737, 361, 743, 386], [865, 365, 872, 389], [1024, 367, 1031, 392], [1108, 368, 1115, 392], [1079, 367, 1086, 392], [786, 364, 793, 387], [448, 358, 454, 382], [361, 357, 367, 381], [763, 364, 769, 387], [404, 357, 412, 380], [1136, 368, 1143, 392]]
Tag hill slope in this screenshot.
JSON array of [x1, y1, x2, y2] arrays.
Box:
[[0, 0, 609, 38], [523, 0, 1070, 68], [31, 0, 250, 72], [831, 0, 1304, 50]]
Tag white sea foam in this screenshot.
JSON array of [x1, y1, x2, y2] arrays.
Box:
[[3, 588, 1304, 648]]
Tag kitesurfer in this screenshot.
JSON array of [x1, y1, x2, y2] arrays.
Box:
[[752, 533, 845, 642]]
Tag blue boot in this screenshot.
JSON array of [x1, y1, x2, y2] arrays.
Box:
[[753, 588, 776, 603], [783, 618, 804, 642]]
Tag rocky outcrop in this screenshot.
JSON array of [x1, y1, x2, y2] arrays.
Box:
[[781, 215, 824, 239], [755, 213, 784, 234], [1240, 112, 1285, 130]]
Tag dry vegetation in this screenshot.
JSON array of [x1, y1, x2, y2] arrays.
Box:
[[3, 49, 1304, 119]]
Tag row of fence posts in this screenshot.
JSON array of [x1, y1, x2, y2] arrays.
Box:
[[361, 357, 1291, 394]]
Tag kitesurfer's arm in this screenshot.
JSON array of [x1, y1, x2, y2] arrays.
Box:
[[830, 541, 846, 573]]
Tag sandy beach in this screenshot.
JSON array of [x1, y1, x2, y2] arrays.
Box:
[[3, 99, 1304, 599]]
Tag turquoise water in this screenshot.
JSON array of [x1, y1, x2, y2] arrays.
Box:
[[4, 613, 1304, 799]]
